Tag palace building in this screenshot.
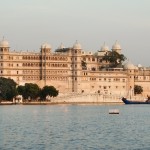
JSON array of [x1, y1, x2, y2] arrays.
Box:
[[0, 39, 150, 97]]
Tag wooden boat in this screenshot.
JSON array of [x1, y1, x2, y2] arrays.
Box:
[[122, 97, 150, 104], [109, 109, 119, 114]]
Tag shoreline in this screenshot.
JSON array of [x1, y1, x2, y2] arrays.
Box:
[[0, 101, 124, 105]]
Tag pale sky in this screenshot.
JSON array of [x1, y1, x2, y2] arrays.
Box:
[[0, 0, 150, 66]]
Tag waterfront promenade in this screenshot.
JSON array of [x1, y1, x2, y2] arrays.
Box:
[[0, 93, 124, 105]]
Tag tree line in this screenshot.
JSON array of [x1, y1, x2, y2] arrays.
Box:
[[0, 77, 58, 101], [0, 77, 143, 101]]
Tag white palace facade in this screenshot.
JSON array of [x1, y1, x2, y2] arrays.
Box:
[[0, 39, 150, 97]]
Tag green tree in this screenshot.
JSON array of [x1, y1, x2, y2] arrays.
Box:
[[0, 77, 18, 101], [17, 83, 40, 100], [102, 51, 126, 67], [134, 85, 143, 95], [17, 85, 26, 99], [40, 86, 59, 100]]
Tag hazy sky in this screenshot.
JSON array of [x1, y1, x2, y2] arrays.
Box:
[[0, 0, 150, 66]]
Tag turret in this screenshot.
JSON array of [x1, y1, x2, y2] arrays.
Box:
[[112, 41, 121, 54], [41, 43, 51, 54], [0, 38, 10, 53]]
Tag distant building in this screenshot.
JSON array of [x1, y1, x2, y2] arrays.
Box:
[[0, 39, 150, 97]]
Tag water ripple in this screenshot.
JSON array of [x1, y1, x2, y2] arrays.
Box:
[[0, 105, 150, 149]]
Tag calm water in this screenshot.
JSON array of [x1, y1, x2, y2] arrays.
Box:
[[0, 104, 150, 150]]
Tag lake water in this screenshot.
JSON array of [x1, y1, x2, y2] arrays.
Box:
[[0, 104, 150, 150]]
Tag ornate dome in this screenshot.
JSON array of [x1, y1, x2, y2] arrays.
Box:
[[137, 64, 142, 68], [73, 40, 82, 49], [58, 43, 65, 49], [112, 41, 121, 50], [124, 61, 135, 70], [100, 42, 109, 51], [41, 43, 51, 49], [134, 66, 138, 70], [0, 39, 9, 47]]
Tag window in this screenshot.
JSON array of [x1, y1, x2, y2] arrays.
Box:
[[122, 79, 125, 82], [116, 78, 120, 81], [92, 58, 95, 61], [83, 57, 86, 61], [104, 86, 107, 89]]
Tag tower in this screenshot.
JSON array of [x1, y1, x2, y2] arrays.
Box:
[[0, 38, 9, 53], [40, 43, 51, 86], [71, 41, 82, 93], [124, 61, 136, 97], [0, 38, 10, 77]]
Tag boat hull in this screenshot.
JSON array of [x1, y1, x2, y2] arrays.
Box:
[[122, 97, 150, 104]]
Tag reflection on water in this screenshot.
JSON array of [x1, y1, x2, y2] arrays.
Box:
[[0, 104, 150, 150]]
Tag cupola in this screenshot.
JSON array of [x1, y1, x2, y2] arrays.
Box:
[[73, 40, 82, 49], [100, 42, 109, 51], [0, 39, 9, 48]]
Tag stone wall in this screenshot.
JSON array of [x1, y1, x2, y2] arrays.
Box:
[[51, 93, 123, 103]]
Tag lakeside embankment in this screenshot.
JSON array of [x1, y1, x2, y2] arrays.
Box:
[[0, 93, 124, 105], [0, 101, 124, 105]]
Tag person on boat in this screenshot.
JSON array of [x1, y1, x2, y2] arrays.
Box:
[[122, 97, 126, 101], [146, 95, 150, 102]]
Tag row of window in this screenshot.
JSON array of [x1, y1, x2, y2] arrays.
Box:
[[22, 56, 68, 61], [91, 86, 126, 89], [100, 78, 126, 82], [135, 76, 150, 80], [0, 48, 8, 52], [83, 57, 96, 62], [22, 76, 68, 81], [88, 78, 126, 82], [23, 70, 68, 74], [8, 63, 19, 67], [22, 63, 68, 68]]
